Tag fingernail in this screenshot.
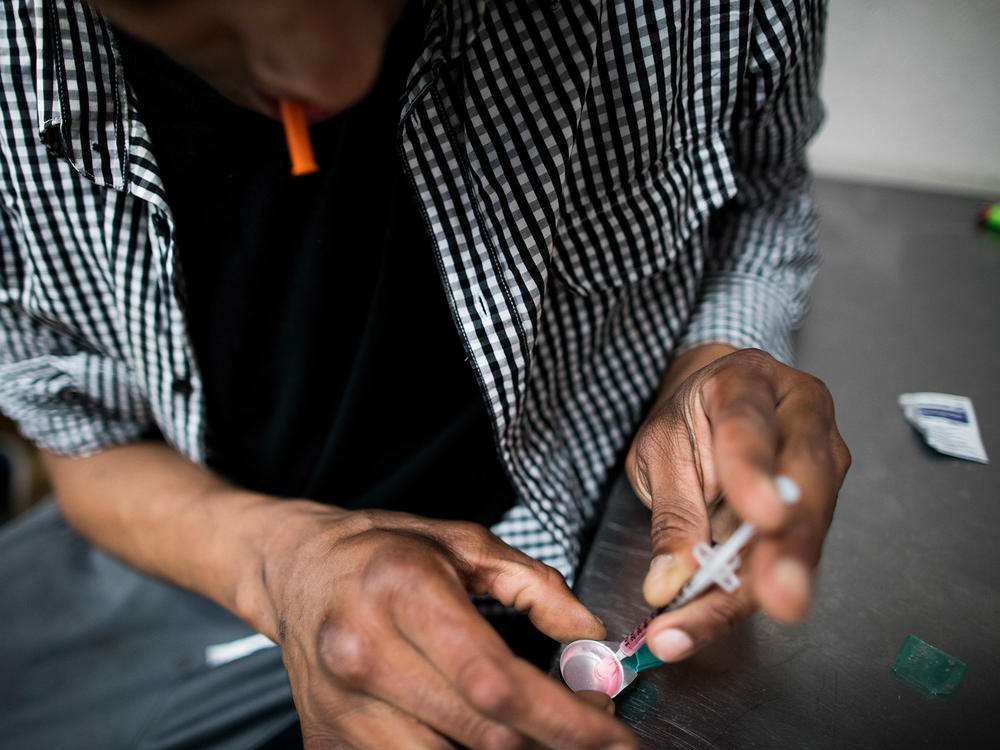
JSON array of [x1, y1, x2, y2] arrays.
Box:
[[648, 553, 675, 573], [650, 628, 694, 662], [643, 554, 674, 589], [643, 554, 684, 605], [772, 557, 811, 600]]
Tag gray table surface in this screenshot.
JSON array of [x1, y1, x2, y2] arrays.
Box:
[[562, 179, 1000, 749]]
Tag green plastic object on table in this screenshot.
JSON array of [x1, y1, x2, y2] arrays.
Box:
[[891, 634, 966, 696]]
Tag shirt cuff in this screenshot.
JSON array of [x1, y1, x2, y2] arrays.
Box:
[[677, 271, 801, 366], [0, 355, 153, 457]]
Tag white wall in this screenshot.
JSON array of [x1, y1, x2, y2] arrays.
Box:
[[808, 0, 1000, 196]]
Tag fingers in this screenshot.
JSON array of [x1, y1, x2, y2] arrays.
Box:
[[642, 477, 710, 607], [702, 359, 845, 625], [391, 569, 635, 750], [748, 375, 846, 623], [456, 655, 635, 750], [433, 521, 606, 643], [576, 691, 616, 715], [297, 671, 457, 750], [489, 560, 605, 643], [348, 514, 605, 643], [700, 354, 788, 532], [345, 633, 530, 750], [644, 577, 756, 662], [747, 528, 814, 623], [627, 418, 713, 607]]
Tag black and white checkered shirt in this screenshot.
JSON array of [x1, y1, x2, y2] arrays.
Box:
[[1, 0, 825, 580]]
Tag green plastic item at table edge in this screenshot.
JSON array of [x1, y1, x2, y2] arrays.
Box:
[[981, 203, 1000, 230], [891, 633, 966, 696]]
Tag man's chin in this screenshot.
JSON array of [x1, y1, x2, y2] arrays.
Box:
[[297, 102, 340, 124], [234, 87, 343, 124]]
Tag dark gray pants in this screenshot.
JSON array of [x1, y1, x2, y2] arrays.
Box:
[[0, 500, 298, 749]]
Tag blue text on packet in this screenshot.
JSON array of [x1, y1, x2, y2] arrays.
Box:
[[918, 407, 968, 423]]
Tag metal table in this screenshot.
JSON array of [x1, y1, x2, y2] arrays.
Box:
[[562, 180, 1000, 748]]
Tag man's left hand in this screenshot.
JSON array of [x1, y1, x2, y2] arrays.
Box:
[[625, 345, 850, 662]]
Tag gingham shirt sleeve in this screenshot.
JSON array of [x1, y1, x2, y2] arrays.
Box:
[[678, 0, 826, 365], [0, 216, 153, 456]]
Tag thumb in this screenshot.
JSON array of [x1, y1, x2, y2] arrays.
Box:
[[643, 481, 712, 608], [439, 521, 606, 643], [488, 557, 606, 643]]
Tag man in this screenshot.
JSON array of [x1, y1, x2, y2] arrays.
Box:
[[0, 0, 849, 748]]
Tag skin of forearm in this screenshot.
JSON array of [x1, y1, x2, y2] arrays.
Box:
[[41, 441, 321, 641]]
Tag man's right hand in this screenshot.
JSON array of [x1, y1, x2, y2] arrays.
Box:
[[261, 503, 637, 749]]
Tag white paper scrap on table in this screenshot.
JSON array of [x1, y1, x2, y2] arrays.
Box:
[[898, 392, 989, 464], [205, 633, 277, 667]]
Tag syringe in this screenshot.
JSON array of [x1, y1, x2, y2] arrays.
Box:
[[614, 475, 801, 662]]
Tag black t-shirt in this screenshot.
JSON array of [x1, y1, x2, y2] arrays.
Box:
[[114, 12, 516, 525]]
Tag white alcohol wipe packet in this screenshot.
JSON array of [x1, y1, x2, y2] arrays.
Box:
[[898, 393, 989, 464]]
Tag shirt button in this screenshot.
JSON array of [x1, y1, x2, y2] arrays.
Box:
[[151, 213, 171, 242], [58, 387, 83, 403], [172, 378, 193, 396]]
